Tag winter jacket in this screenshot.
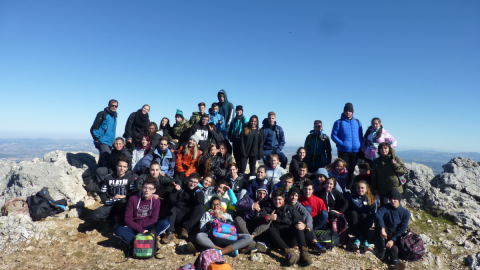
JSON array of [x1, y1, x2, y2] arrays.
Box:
[[108, 146, 133, 171], [328, 168, 349, 192], [374, 204, 410, 241], [199, 211, 233, 232], [293, 172, 314, 190], [370, 149, 408, 195], [262, 119, 285, 152], [169, 119, 190, 143], [314, 189, 348, 214], [189, 111, 203, 126], [141, 148, 176, 177], [313, 168, 329, 193], [257, 203, 303, 230], [123, 110, 150, 143], [217, 89, 234, 129], [228, 115, 249, 141], [90, 107, 117, 146], [169, 183, 205, 210], [124, 193, 161, 233], [133, 173, 181, 195], [288, 155, 304, 178], [247, 177, 270, 196], [299, 194, 327, 218], [189, 122, 210, 151], [361, 127, 397, 161], [291, 201, 313, 230], [236, 184, 271, 221], [207, 153, 233, 180], [304, 131, 332, 168], [331, 114, 363, 153], [265, 165, 286, 188], [209, 110, 226, 136], [175, 146, 201, 177], [208, 129, 225, 146], [131, 147, 146, 171], [240, 128, 263, 159], [225, 173, 247, 199], [347, 192, 378, 217], [100, 172, 136, 205]]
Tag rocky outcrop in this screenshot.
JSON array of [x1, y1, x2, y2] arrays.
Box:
[[0, 151, 98, 210], [0, 214, 47, 253]]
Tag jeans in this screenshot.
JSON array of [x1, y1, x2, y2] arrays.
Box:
[[305, 206, 328, 230], [114, 218, 170, 244], [263, 150, 288, 169], [337, 151, 359, 190]]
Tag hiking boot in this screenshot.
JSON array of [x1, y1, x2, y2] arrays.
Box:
[[186, 242, 197, 255], [256, 242, 268, 253], [363, 240, 373, 252], [300, 246, 313, 266], [284, 248, 298, 266], [239, 242, 256, 254], [351, 239, 360, 250], [161, 231, 174, 244], [180, 228, 189, 239], [387, 262, 406, 270], [312, 242, 327, 254]]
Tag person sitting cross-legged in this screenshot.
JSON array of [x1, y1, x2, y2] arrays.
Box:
[[114, 177, 170, 246]]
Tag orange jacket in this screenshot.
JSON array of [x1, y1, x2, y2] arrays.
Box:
[[175, 146, 201, 177]]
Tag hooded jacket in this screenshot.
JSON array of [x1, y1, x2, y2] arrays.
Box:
[[314, 188, 348, 214], [374, 204, 410, 241], [209, 109, 226, 136], [240, 128, 263, 159], [217, 89, 234, 128], [124, 192, 161, 233], [189, 122, 209, 151], [228, 115, 249, 142], [304, 130, 332, 168], [175, 146, 201, 177], [90, 107, 117, 146], [189, 111, 204, 126], [141, 148, 176, 177], [169, 119, 190, 143], [370, 149, 408, 195], [123, 109, 150, 143], [236, 183, 270, 221], [313, 168, 329, 193], [262, 118, 285, 152], [331, 113, 363, 153], [257, 202, 303, 230], [361, 127, 397, 161]]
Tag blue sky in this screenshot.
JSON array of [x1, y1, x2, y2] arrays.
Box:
[[1, 0, 479, 152]]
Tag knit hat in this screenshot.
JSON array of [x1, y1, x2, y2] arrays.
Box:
[[236, 105, 243, 112], [175, 109, 184, 119], [388, 190, 402, 201], [189, 134, 200, 145], [288, 186, 301, 198], [344, 102, 354, 113], [256, 183, 269, 199]]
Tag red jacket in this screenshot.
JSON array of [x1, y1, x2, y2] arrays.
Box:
[[299, 194, 327, 218], [175, 146, 201, 176]]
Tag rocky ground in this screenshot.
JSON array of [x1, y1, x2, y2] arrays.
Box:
[[1, 151, 479, 269]]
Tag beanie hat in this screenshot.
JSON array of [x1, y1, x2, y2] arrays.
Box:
[[344, 102, 354, 113], [236, 105, 243, 111], [190, 134, 200, 145], [288, 186, 301, 198], [388, 190, 402, 201], [175, 109, 184, 119]]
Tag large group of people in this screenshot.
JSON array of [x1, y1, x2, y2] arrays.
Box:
[[89, 91, 409, 269]]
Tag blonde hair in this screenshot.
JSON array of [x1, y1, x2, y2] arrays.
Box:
[[183, 143, 199, 160]]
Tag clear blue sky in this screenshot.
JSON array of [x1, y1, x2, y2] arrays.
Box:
[[1, 0, 479, 152]]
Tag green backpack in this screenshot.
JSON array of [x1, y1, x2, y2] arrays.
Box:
[[314, 229, 340, 250], [131, 232, 156, 259]]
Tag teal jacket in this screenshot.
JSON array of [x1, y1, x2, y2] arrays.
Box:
[[228, 116, 249, 141]]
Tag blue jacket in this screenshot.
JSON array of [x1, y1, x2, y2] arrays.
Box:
[[209, 110, 226, 136], [348, 193, 378, 216], [90, 107, 117, 146], [374, 204, 410, 241], [262, 118, 285, 152], [141, 148, 176, 177], [331, 113, 363, 152], [228, 115, 249, 141]]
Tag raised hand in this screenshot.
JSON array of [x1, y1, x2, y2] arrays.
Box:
[[268, 210, 277, 221], [173, 182, 181, 191]]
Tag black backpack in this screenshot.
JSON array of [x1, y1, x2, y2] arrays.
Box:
[[314, 229, 340, 250], [27, 187, 67, 221]]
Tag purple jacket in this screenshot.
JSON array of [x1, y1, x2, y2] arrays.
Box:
[[236, 183, 270, 221], [124, 192, 161, 233]]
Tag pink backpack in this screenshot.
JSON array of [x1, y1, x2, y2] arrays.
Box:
[[194, 249, 223, 270]]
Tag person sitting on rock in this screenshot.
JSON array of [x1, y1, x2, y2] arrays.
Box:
[[131, 135, 151, 173], [273, 173, 295, 196], [224, 162, 247, 200], [374, 190, 409, 270], [188, 197, 254, 256], [299, 180, 328, 230], [255, 188, 313, 266], [204, 142, 232, 180], [141, 136, 176, 177], [314, 177, 349, 225], [265, 154, 287, 189], [293, 162, 314, 190], [246, 165, 270, 196], [314, 167, 343, 194], [175, 135, 202, 183], [92, 156, 136, 222], [161, 173, 205, 244], [346, 180, 378, 252], [198, 173, 215, 203], [114, 177, 170, 246]]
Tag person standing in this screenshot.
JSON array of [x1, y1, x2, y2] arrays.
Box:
[[90, 99, 118, 167], [189, 113, 210, 151], [189, 102, 207, 126], [217, 89, 234, 131], [239, 115, 263, 176], [262, 112, 287, 169], [169, 109, 190, 150], [331, 102, 363, 191], [228, 105, 249, 164], [361, 117, 397, 167], [124, 105, 151, 152], [208, 103, 226, 137], [304, 120, 332, 173]]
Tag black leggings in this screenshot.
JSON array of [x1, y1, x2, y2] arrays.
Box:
[[266, 226, 307, 250], [239, 157, 257, 176], [375, 226, 399, 263], [167, 204, 205, 233], [346, 210, 373, 241]]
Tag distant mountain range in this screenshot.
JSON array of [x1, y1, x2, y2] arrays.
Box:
[[1, 139, 478, 175]]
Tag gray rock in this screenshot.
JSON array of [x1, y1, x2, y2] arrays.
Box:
[[466, 252, 480, 270], [0, 159, 17, 198], [0, 215, 47, 253], [435, 256, 442, 268], [250, 253, 264, 263], [420, 233, 436, 246]]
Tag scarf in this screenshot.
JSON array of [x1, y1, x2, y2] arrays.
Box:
[[134, 109, 149, 129]]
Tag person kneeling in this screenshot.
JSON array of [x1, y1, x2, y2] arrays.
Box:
[[193, 197, 254, 257], [255, 188, 312, 266], [114, 177, 170, 247]]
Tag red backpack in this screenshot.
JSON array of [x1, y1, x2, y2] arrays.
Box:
[[331, 214, 349, 245], [399, 230, 426, 261]]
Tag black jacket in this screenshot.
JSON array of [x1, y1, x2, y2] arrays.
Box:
[[314, 189, 348, 214], [208, 130, 225, 146], [123, 111, 150, 144], [189, 123, 209, 151], [240, 128, 264, 159], [289, 155, 304, 178], [100, 171, 136, 205], [293, 172, 314, 190], [257, 203, 303, 230], [209, 153, 233, 180], [109, 146, 133, 171], [225, 173, 247, 198], [133, 173, 181, 195], [169, 184, 205, 210]]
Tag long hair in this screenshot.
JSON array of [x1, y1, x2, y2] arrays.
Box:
[[325, 158, 347, 171], [137, 135, 151, 153], [366, 117, 383, 140], [205, 142, 230, 174], [197, 143, 217, 167], [183, 141, 199, 160], [160, 117, 171, 129], [244, 115, 259, 136], [355, 180, 375, 206], [145, 122, 158, 139]]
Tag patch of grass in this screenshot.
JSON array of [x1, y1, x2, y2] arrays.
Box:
[[73, 251, 85, 258], [408, 208, 454, 242], [429, 245, 444, 256]]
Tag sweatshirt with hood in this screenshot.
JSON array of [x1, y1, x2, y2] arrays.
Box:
[[208, 109, 226, 136], [124, 192, 161, 233], [236, 183, 270, 221], [262, 118, 285, 152], [217, 89, 234, 129], [189, 122, 209, 151]]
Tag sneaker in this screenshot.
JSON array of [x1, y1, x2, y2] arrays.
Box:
[[312, 242, 327, 254], [363, 240, 373, 252], [215, 248, 223, 257], [255, 242, 268, 253], [161, 231, 174, 244], [250, 248, 258, 253], [186, 242, 197, 255], [229, 249, 238, 257], [180, 228, 189, 239], [351, 239, 360, 250], [239, 242, 256, 254]]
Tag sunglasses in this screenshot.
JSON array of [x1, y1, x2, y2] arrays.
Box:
[[110, 105, 118, 108]]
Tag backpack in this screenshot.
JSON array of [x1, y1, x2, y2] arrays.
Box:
[[1, 198, 29, 216], [314, 229, 340, 250], [131, 231, 156, 259], [207, 261, 232, 270], [178, 264, 195, 270], [331, 214, 349, 245], [209, 219, 238, 247], [194, 249, 224, 270], [399, 230, 426, 261], [27, 187, 68, 221]]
